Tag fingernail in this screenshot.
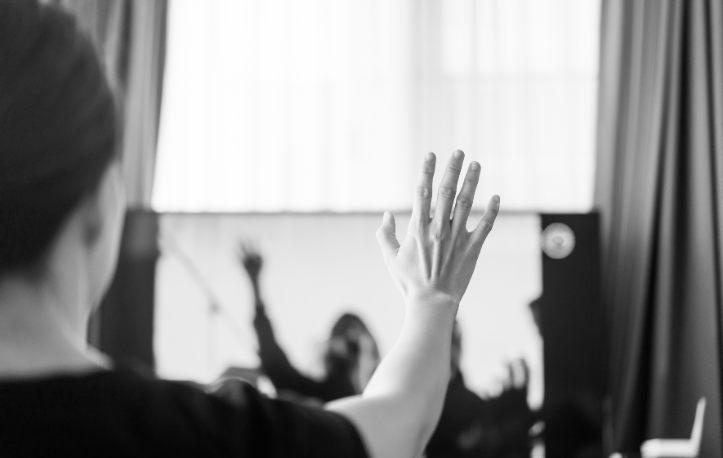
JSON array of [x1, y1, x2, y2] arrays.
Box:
[[426, 152, 435, 162], [470, 161, 480, 171], [494, 195, 500, 203], [453, 150, 464, 159]]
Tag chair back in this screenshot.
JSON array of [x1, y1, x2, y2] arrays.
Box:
[[689, 397, 706, 453]]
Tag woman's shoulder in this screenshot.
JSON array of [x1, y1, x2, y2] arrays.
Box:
[[0, 367, 369, 458]]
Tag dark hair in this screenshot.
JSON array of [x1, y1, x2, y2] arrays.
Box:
[[329, 313, 370, 340], [325, 313, 379, 376], [0, 0, 118, 274]]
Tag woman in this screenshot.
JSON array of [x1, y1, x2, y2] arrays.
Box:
[[239, 245, 381, 403], [0, 1, 500, 457]]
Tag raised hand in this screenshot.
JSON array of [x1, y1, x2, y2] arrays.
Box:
[[328, 151, 499, 458], [376, 150, 499, 306], [238, 241, 263, 282]]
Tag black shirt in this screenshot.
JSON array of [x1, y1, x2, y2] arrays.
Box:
[[254, 309, 356, 402], [426, 373, 492, 458], [0, 367, 369, 457], [426, 372, 535, 458]]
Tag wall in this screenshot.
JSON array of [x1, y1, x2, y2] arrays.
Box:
[[154, 212, 543, 404]]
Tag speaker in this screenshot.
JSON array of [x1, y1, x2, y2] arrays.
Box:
[[88, 209, 160, 371], [539, 213, 604, 458]]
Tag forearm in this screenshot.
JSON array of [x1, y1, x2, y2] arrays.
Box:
[[329, 151, 499, 458], [327, 293, 457, 458], [249, 277, 263, 307], [253, 308, 295, 380], [366, 293, 456, 398]]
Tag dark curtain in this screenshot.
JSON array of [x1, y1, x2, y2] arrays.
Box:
[[47, 0, 167, 207], [595, 0, 723, 456], [95, 211, 160, 370]]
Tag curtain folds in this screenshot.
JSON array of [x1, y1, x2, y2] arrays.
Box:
[[50, 0, 167, 208], [595, 0, 723, 455], [120, 0, 167, 207]]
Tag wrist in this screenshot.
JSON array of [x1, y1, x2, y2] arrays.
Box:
[[404, 289, 459, 312]]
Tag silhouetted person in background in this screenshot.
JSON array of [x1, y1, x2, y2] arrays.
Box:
[[239, 243, 381, 403], [426, 323, 535, 458], [426, 321, 491, 457], [486, 359, 535, 458]]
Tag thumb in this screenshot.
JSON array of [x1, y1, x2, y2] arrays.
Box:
[[375, 211, 400, 262]]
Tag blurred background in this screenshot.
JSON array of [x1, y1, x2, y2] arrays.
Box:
[[45, 0, 723, 457]]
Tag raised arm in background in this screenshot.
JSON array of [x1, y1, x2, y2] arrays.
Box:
[[239, 244, 355, 401], [327, 150, 500, 458]]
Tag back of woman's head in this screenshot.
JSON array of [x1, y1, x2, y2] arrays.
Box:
[[0, 0, 117, 275]]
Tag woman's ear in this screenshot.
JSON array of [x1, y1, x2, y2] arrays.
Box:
[[78, 169, 117, 249], [83, 196, 104, 247], [81, 163, 126, 306]]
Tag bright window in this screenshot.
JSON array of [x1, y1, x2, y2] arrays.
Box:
[[153, 0, 600, 212]]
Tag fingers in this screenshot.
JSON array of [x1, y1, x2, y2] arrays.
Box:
[[376, 211, 400, 262], [471, 195, 500, 246], [450, 161, 480, 235], [237, 241, 248, 260], [502, 363, 513, 390], [433, 150, 465, 231], [411, 153, 436, 226], [520, 359, 530, 384], [239, 240, 251, 253], [238, 240, 260, 257]]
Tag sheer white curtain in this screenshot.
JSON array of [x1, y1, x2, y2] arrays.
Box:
[[153, 0, 600, 212]]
